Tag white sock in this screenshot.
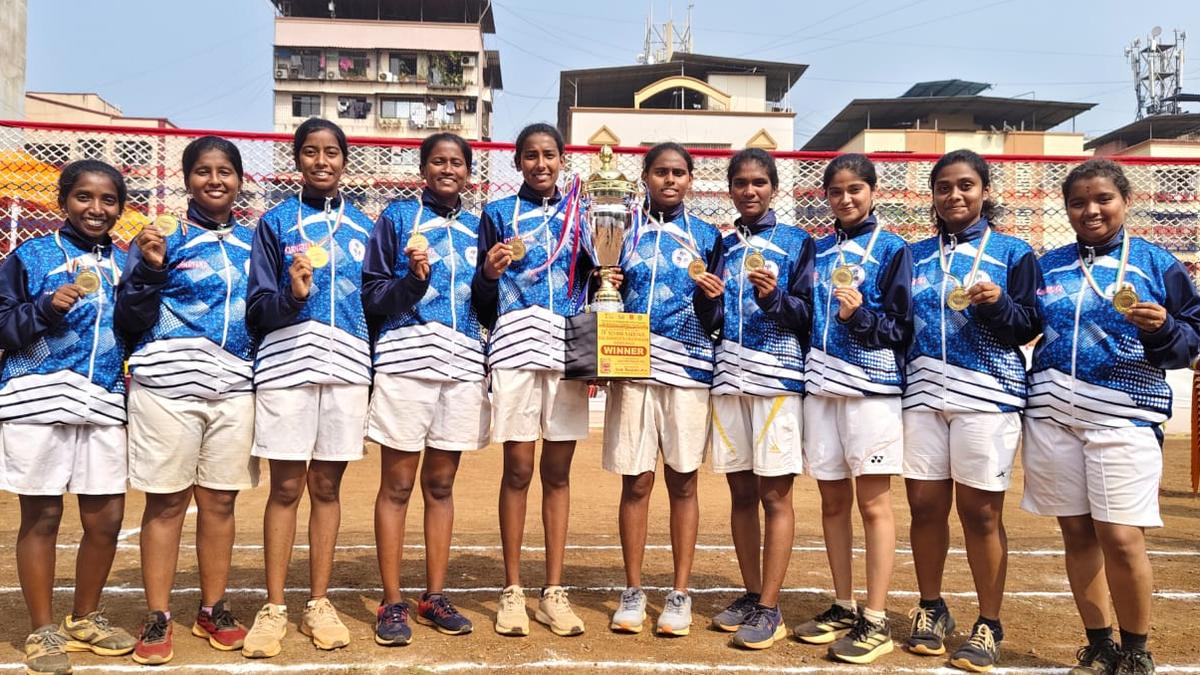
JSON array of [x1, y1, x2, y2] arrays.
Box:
[[863, 607, 887, 624], [835, 598, 857, 612]]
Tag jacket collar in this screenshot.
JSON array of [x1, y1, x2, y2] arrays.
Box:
[[421, 187, 461, 219], [647, 200, 686, 224], [1076, 226, 1125, 258], [59, 220, 113, 251], [735, 209, 776, 234], [835, 213, 877, 240], [517, 182, 561, 207], [940, 217, 989, 245], [300, 189, 342, 211], [186, 201, 237, 230]]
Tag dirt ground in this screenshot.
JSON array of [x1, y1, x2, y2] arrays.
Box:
[[0, 430, 1197, 673]]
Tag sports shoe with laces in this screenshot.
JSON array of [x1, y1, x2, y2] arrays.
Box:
[[906, 604, 956, 656], [731, 604, 786, 650], [950, 622, 1000, 672], [191, 599, 247, 651], [495, 585, 530, 636], [610, 587, 648, 634], [655, 590, 693, 636], [1068, 638, 1123, 675], [416, 592, 473, 635], [61, 607, 136, 656], [241, 603, 288, 658], [132, 611, 173, 665], [828, 614, 894, 664], [25, 625, 71, 675], [1116, 648, 1155, 675], [535, 586, 585, 636], [300, 597, 350, 649], [374, 601, 412, 646], [712, 591, 761, 632], [793, 603, 858, 644]]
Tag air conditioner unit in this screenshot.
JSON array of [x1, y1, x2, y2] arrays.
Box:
[[378, 71, 392, 82], [326, 69, 336, 79], [460, 54, 476, 67], [275, 68, 288, 79]]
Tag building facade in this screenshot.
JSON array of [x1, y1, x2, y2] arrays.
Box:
[[270, 0, 502, 141]]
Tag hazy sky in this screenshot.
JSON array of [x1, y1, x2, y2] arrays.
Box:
[[21, 0, 1200, 145]]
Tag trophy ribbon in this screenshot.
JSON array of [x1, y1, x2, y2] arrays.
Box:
[[1079, 228, 1135, 313], [938, 226, 992, 312], [296, 198, 345, 269], [519, 175, 582, 279], [832, 223, 882, 289]]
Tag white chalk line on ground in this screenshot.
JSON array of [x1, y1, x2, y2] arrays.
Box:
[[5, 584, 1198, 601], [36, 542, 1200, 557], [0, 660, 1196, 674]]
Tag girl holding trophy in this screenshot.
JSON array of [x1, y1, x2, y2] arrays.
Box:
[[473, 123, 593, 638]]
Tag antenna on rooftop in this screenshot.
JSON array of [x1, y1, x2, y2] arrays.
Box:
[[1125, 26, 1189, 118], [641, 1, 694, 65]]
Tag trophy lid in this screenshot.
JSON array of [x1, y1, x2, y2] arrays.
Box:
[[586, 145, 635, 196]]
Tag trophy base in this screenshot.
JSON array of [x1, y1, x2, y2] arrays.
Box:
[[589, 299, 624, 313]]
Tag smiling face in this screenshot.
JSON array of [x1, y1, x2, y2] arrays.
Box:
[[1067, 176, 1128, 245], [644, 150, 692, 212], [422, 140, 469, 205], [187, 149, 241, 220], [517, 133, 562, 198], [62, 171, 121, 239], [296, 128, 345, 197], [824, 169, 874, 227], [932, 161, 989, 232], [729, 160, 776, 223]]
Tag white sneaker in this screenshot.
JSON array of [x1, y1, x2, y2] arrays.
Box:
[[610, 587, 647, 634], [535, 586, 585, 636], [494, 585, 529, 636], [242, 604, 287, 658], [656, 590, 692, 636]]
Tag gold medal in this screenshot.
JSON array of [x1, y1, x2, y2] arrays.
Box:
[[947, 285, 971, 311], [831, 264, 856, 288], [406, 233, 429, 252], [1113, 285, 1139, 314], [75, 270, 101, 294], [306, 244, 329, 268], [508, 237, 526, 261], [687, 258, 707, 281], [153, 214, 178, 236], [744, 251, 766, 271]]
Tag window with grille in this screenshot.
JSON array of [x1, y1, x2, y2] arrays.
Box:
[[388, 53, 417, 77], [78, 138, 106, 161], [337, 96, 370, 119], [25, 143, 69, 165], [335, 50, 369, 78], [293, 95, 321, 118]]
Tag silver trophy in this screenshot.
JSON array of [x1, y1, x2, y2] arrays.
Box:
[[583, 145, 639, 312]]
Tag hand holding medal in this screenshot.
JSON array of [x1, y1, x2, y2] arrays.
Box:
[[50, 282, 86, 313], [137, 218, 169, 270], [747, 266, 777, 299], [405, 238, 430, 281], [940, 227, 992, 312], [1122, 298, 1167, 332], [483, 241, 513, 280], [289, 252, 313, 300], [692, 263, 725, 300], [833, 285, 863, 320]]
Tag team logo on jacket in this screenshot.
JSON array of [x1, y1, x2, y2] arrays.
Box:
[[671, 248, 693, 269], [349, 239, 366, 262], [464, 246, 478, 265]]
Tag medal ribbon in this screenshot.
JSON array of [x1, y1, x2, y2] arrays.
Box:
[[733, 219, 781, 268], [835, 222, 882, 271], [1078, 228, 1130, 300], [518, 175, 582, 277], [54, 230, 119, 287], [937, 226, 992, 289], [296, 197, 345, 251]]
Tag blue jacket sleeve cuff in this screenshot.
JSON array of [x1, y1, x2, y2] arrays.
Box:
[[973, 293, 1011, 320], [1139, 313, 1177, 348], [839, 305, 871, 330], [34, 292, 66, 325]]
